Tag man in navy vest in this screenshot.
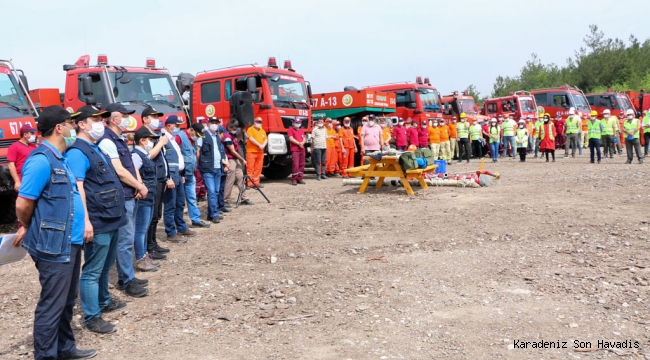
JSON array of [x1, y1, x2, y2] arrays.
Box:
[[162, 116, 197, 241], [98, 103, 150, 296], [197, 117, 230, 223], [66, 106, 137, 335], [14, 106, 97, 360], [140, 107, 170, 260], [176, 121, 209, 228]]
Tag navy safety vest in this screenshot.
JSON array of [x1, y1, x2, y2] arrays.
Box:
[[68, 139, 127, 234], [132, 147, 157, 206], [147, 129, 168, 182], [163, 134, 181, 175], [177, 130, 196, 174], [199, 129, 215, 173], [99, 127, 138, 200], [21, 144, 77, 262]]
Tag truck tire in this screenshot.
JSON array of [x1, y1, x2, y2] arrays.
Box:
[[262, 162, 293, 180], [0, 194, 17, 224]]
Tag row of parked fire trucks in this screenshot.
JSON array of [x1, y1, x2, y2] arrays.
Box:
[[1, 55, 649, 221]]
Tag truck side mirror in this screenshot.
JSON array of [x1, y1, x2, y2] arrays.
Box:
[[118, 73, 132, 84], [81, 76, 96, 105], [18, 75, 29, 92], [407, 90, 416, 103], [246, 77, 258, 102], [307, 82, 313, 100]]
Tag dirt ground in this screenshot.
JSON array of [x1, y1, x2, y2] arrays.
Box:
[[2, 152, 650, 360]]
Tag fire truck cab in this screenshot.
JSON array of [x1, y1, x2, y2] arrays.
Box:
[[51, 54, 187, 131], [482, 90, 538, 120], [190, 58, 313, 180], [531, 85, 591, 119], [585, 91, 636, 117], [441, 91, 487, 124], [0, 59, 38, 222], [363, 77, 443, 125]]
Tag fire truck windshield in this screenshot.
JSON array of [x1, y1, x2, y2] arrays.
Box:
[[0, 71, 30, 119], [458, 99, 477, 114], [268, 75, 308, 109], [519, 98, 535, 112], [110, 72, 182, 110], [418, 88, 440, 112], [617, 95, 633, 111], [570, 93, 590, 111]]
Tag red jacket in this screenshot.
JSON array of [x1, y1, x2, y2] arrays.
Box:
[[407, 127, 419, 147], [393, 125, 408, 146], [417, 128, 429, 148]]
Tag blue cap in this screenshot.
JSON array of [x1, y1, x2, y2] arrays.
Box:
[[217, 125, 226, 133], [165, 115, 183, 126]]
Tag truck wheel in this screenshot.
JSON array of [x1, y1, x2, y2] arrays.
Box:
[[0, 194, 17, 224], [262, 163, 293, 180]]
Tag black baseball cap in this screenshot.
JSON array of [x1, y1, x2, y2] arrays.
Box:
[[76, 105, 110, 122], [190, 123, 205, 137], [165, 115, 184, 126], [142, 107, 164, 118], [36, 106, 81, 133], [134, 126, 160, 144], [105, 103, 136, 114]]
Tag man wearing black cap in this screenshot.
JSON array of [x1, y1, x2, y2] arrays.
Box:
[[162, 115, 197, 241], [66, 106, 142, 335], [140, 107, 170, 259], [196, 118, 229, 224], [98, 103, 151, 294], [13, 106, 97, 359]]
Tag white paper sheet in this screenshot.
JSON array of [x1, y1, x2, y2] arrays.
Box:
[[0, 234, 28, 265]]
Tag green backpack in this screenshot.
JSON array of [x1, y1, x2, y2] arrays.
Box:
[[398, 152, 417, 172], [415, 148, 435, 165]]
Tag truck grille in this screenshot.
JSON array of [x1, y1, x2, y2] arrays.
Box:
[[0, 139, 15, 149], [281, 116, 310, 129]]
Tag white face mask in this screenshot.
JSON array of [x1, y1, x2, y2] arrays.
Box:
[[368, 121, 375, 127], [294, 123, 301, 128], [254, 122, 262, 129], [87, 121, 105, 140], [317, 123, 324, 128], [28, 134, 36, 143], [344, 123, 350, 127], [421, 124, 427, 129], [144, 141, 154, 152], [209, 124, 219, 132], [336, 125, 341, 130], [398, 122, 404, 126], [191, 136, 198, 142], [519, 124, 524, 128], [461, 119, 465, 122], [150, 119, 161, 129], [118, 117, 130, 131], [627, 115, 633, 120]]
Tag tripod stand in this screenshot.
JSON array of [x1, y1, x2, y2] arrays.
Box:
[[236, 143, 271, 207]]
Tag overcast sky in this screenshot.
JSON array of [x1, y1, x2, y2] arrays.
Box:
[[4, 0, 649, 99]]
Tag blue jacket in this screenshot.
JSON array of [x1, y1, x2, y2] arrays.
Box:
[[177, 130, 196, 174], [67, 138, 127, 234], [21, 144, 77, 263], [99, 128, 138, 200], [198, 129, 226, 173]]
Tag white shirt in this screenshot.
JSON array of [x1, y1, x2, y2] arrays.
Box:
[[131, 146, 147, 170], [166, 132, 184, 171], [97, 138, 119, 159]]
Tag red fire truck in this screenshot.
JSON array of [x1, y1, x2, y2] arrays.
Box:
[[441, 91, 487, 123], [190, 57, 313, 180], [531, 85, 591, 119], [0, 59, 38, 222], [36, 54, 188, 130], [363, 76, 443, 125], [585, 91, 635, 117], [482, 90, 538, 120]]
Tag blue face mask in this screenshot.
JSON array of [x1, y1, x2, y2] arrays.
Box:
[[172, 128, 180, 136], [64, 129, 76, 147]]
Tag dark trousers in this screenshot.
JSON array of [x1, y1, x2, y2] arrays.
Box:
[[312, 148, 326, 176], [544, 149, 555, 161], [565, 133, 578, 156], [589, 138, 601, 162], [517, 147, 527, 161], [644, 133, 650, 156], [32, 245, 82, 360], [291, 150, 305, 182], [218, 172, 227, 210], [147, 181, 165, 252], [458, 138, 471, 162], [625, 138, 643, 162], [601, 135, 615, 157], [471, 140, 482, 159]]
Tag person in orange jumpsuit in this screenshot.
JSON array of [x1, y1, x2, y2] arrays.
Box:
[[339, 117, 357, 177], [539, 113, 557, 162], [428, 120, 441, 159], [448, 117, 458, 160], [617, 110, 626, 154], [580, 113, 589, 152], [245, 117, 267, 187], [332, 120, 343, 175], [439, 119, 451, 163], [380, 118, 391, 150], [325, 118, 339, 176]]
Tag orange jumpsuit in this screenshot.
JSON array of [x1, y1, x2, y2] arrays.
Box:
[[333, 127, 343, 174], [246, 126, 267, 186], [340, 126, 356, 176], [325, 126, 338, 175], [448, 122, 459, 158]]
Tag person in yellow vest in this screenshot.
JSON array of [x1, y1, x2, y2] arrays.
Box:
[[564, 110, 580, 158], [456, 113, 471, 163], [539, 113, 557, 162], [487, 119, 500, 162], [533, 116, 544, 158], [601, 109, 619, 159], [438, 120, 451, 164], [622, 109, 643, 164], [470, 119, 483, 159], [515, 119, 529, 162], [587, 111, 603, 163], [643, 110, 650, 157], [428, 120, 441, 160], [501, 114, 517, 158]]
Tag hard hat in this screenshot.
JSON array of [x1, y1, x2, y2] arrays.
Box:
[[544, 113, 551, 118], [590, 110, 598, 116], [569, 107, 575, 114], [255, 117, 262, 121], [603, 109, 611, 114], [460, 113, 467, 119], [518, 119, 525, 123], [407, 145, 417, 152], [626, 109, 634, 115]]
